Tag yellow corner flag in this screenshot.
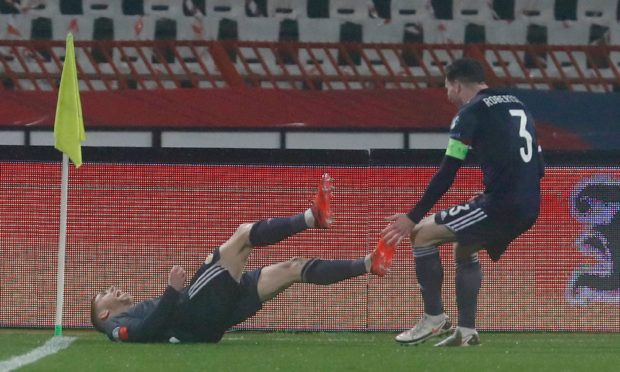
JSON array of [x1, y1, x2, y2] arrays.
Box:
[[54, 33, 85, 168]]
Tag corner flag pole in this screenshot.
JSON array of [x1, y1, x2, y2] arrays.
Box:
[[55, 154, 70, 337], [53, 33, 86, 337]]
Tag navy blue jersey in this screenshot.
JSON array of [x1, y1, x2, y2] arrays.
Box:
[[101, 257, 257, 343], [450, 88, 544, 213], [104, 286, 187, 343]]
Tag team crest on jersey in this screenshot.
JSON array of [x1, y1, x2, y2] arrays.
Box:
[[112, 326, 129, 341], [450, 116, 459, 130]]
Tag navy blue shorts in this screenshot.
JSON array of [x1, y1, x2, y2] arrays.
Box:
[[179, 248, 263, 342], [434, 195, 537, 261]]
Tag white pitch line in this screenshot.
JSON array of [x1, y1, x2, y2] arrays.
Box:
[[0, 336, 76, 372]]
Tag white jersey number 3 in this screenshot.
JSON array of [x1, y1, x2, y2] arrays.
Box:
[[509, 109, 533, 163]]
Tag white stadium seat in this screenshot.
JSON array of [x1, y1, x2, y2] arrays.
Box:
[[484, 20, 528, 77], [453, 0, 496, 22], [267, 0, 307, 18], [329, 0, 368, 20], [514, 0, 555, 22], [547, 20, 590, 74], [421, 19, 465, 76], [82, 0, 122, 16], [576, 0, 619, 24], [391, 0, 434, 21], [144, 0, 184, 17], [206, 0, 245, 18]]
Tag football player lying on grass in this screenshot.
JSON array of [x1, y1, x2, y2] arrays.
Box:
[[91, 174, 394, 343]]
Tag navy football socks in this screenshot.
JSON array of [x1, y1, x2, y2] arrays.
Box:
[[414, 245, 444, 316], [248, 213, 308, 246], [455, 253, 482, 329], [301, 258, 367, 285]]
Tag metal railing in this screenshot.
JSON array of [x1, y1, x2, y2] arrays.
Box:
[[1, 40, 619, 92]]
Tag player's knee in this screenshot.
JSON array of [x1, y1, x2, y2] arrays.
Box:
[[235, 223, 254, 243], [454, 244, 481, 261], [413, 218, 454, 247], [284, 257, 309, 272]]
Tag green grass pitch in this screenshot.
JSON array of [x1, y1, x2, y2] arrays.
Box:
[[2, 329, 620, 372]]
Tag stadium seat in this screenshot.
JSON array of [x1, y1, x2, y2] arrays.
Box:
[[122, 0, 145, 15], [298, 18, 340, 78], [329, 0, 368, 20], [514, 0, 555, 22], [206, 0, 245, 18], [1, 14, 31, 40], [276, 18, 301, 78], [237, 17, 279, 41], [236, 18, 281, 85], [298, 17, 340, 42], [492, 0, 515, 20], [391, 0, 434, 21], [177, 16, 211, 40], [177, 17, 217, 64], [484, 20, 528, 77], [422, 18, 465, 44], [59, 0, 83, 15], [419, 19, 465, 80], [576, 0, 618, 24], [83, 0, 122, 16], [547, 21, 589, 73], [267, 0, 307, 18], [53, 15, 82, 40], [55, 14, 118, 89], [0, 14, 50, 90], [453, 0, 496, 21], [144, 0, 184, 17], [362, 19, 404, 43], [16, 0, 58, 17], [360, 20, 411, 87], [113, 15, 149, 40], [110, 16, 151, 80]]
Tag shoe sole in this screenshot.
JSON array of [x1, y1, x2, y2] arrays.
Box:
[[312, 174, 333, 228], [395, 327, 453, 346]]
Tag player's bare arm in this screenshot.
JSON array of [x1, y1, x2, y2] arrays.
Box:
[[382, 213, 416, 246]]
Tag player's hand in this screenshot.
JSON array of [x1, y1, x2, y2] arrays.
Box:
[[168, 265, 187, 291], [381, 213, 416, 247]]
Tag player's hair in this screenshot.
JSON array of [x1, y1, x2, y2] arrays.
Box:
[[445, 58, 485, 84], [90, 294, 105, 333]]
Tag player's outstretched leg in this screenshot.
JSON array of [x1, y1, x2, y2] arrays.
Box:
[[249, 173, 334, 247], [256, 253, 383, 302], [217, 174, 335, 281]]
